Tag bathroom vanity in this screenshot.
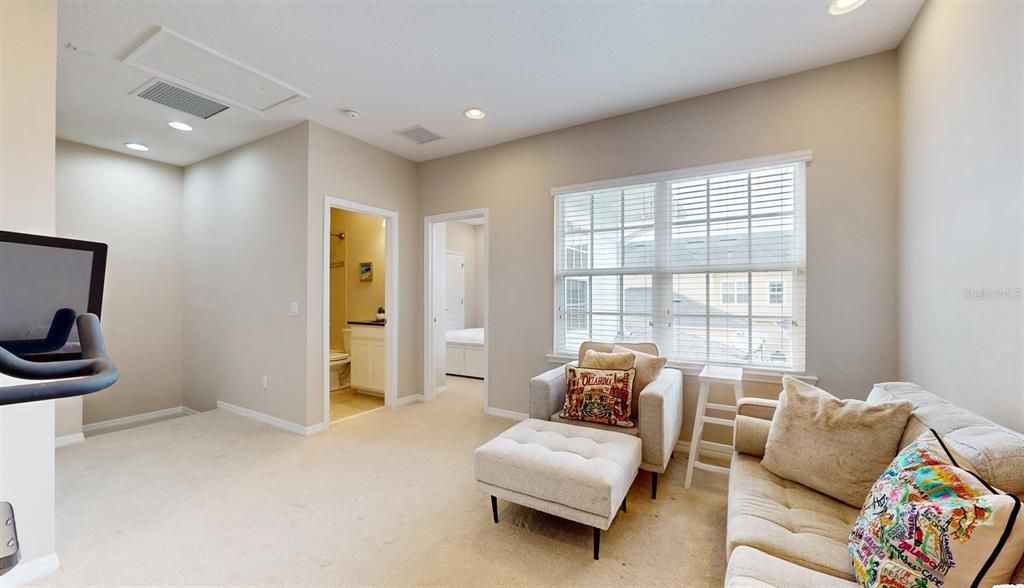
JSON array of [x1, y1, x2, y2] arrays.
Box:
[[348, 321, 385, 395]]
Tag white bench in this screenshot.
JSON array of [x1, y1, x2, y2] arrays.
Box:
[[473, 418, 642, 559]]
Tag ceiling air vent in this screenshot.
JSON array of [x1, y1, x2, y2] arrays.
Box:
[[395, 125, 442, 145], [134, 79, 229, 120]]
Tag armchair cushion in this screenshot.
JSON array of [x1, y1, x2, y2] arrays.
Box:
[[577, 341, 659, 365], [613, 345, 667, 418], [580, 349, 635, 370]]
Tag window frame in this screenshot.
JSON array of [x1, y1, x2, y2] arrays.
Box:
[[552, 151, 810, 373]]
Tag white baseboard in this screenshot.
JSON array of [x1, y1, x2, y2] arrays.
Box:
[[55, 432, 85, 448], [216, 400, 320, 437], [484, 406, 529, 421], [393, 393, 423, 407], [0, 552, 59, 586], [304, 422, 326, 436], [82, 405, 196, 436], [675, 439, 734, 458], [434, 385, 448, 395]]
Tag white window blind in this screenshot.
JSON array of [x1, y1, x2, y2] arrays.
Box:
[[553, 153, 808, 371]]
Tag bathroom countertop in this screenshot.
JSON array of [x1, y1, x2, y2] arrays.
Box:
[[348, 320, 386, 326]]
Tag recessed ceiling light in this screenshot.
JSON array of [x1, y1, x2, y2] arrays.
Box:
[[828, 0, 866, 15], [124, 143, 150, 152], [464, 108, 486, 120], [168, 121, 193, 131]]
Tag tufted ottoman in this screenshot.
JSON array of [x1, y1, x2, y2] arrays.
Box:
[[473, 418, 642, 559]]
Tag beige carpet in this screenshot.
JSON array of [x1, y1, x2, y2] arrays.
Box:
[[45, 377, 728, 586]]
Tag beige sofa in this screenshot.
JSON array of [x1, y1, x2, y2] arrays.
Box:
[[529, 342, 683, 499], [724, 382, 1024, 587]]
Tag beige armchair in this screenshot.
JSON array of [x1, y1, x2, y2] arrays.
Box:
[[529, 342, 683, 498]]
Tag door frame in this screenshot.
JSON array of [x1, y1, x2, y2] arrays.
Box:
[[422, 208, 489, 411], [323, 196, 400, 430]]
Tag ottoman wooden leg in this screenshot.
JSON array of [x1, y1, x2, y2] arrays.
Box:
[[651, 472, 658, 499], [620, 496, 626, 513], [490, 495, 498, 523], [593, 527, 600, 560]]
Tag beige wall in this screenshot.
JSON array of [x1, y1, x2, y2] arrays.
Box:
[[329, 208, 387, 350], [183, 124, 310, 424], [0, 0, 58, 571], [335, 209, 386, 322], [305, 122, 420, 425], [419, 53, 901, 437], [55, 140, 185, 425], [898, 1, 1024, 431], [445, 221, 484, 328]]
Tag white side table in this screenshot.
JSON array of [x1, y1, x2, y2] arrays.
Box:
[[685, 365, 744, 488]]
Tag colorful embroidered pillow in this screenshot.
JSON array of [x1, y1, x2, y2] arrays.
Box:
[[849, 429, 1024, 588], [561, 365, 636, 427]]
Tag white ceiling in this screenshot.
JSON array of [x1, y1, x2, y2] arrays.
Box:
[[57, 1, 924, 167]]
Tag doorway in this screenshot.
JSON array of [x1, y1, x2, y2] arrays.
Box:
[[323, 196, 400, 429], [423, 209, 489, 410]]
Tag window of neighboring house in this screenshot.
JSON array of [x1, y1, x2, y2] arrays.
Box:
[[721, 281, 749, 304], [553, 153, 808, 371], [769, 281, 784, 304]]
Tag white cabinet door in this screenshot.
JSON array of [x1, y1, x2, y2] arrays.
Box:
[[370, 341, 386, 391], [350, 338, 372, 390]]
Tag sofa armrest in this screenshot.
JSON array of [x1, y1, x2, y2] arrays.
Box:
[[529, 363, 570, 419], [734, 399, 777, 458], [737, 397, 778, 421], [638, 368, 684, 472], [734, 416, 772, 458]]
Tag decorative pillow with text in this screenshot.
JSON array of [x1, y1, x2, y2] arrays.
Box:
[[561, 365, 636, 427]]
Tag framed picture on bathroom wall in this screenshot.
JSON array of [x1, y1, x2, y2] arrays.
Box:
[[359, 262, 373, 282]]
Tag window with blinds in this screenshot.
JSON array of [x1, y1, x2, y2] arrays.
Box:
[[553, 153, 808, 371]]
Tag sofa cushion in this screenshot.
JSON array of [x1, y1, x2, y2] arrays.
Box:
[[728, 452, 859, 580], [869, 382, 1024, 496], [849, 429, 1024, 588], [561, 365, 636, 427], [726, 546, 858, 588], [473, 419, 641, 518], [762, 376, 913, 507]]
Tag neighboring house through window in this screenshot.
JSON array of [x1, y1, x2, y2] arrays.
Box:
[[553, 152, 809, 371], [769, 280, 784, 304]]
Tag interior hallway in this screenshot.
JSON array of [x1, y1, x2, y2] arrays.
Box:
[[47, 377, 728, 586]]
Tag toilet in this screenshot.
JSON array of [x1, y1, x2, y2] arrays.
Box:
[[329, 328, 352, 391]]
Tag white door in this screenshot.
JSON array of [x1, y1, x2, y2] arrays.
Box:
[[446, 251, 465, 331]]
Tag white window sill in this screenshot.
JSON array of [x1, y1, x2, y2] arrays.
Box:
[[544, 353, 817, 385]]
